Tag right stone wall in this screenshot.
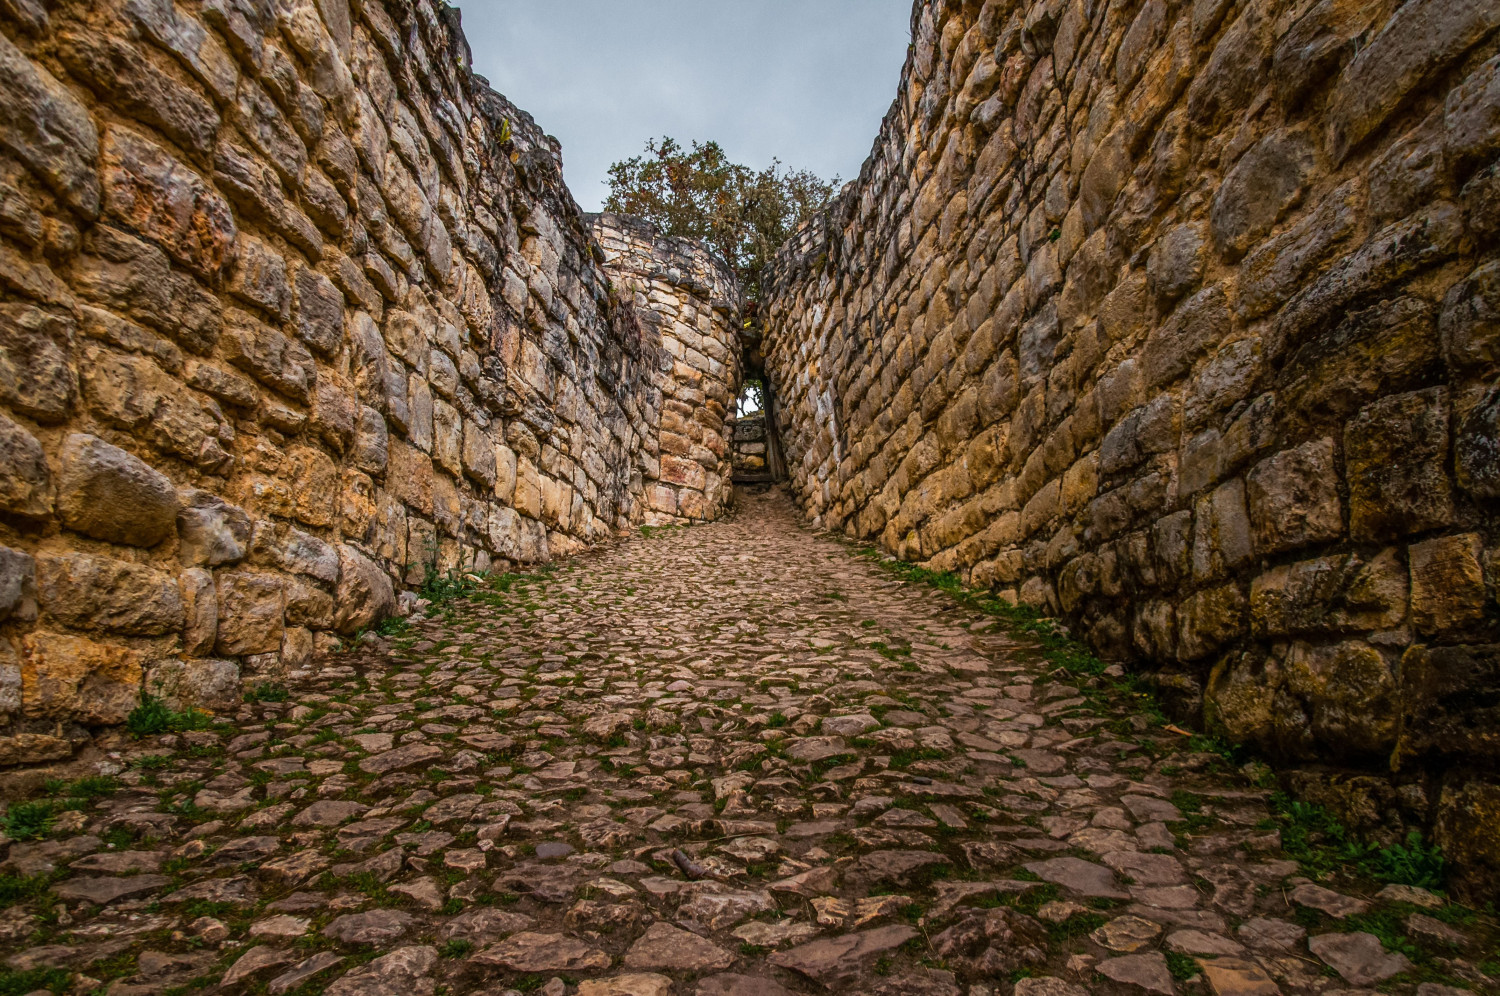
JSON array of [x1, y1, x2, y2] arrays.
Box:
[[764, 0, 1500, 891]]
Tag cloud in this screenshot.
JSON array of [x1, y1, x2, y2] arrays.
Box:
[[457, 0, 914, 211]]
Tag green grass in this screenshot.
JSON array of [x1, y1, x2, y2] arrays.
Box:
[[0, 801, 54, 841], [243, 681, 290, 704], [1164, 950, 1199, 980], [0, 967, 69, 995], [0, 873, 59, 908], [126, 693, 212, 735], [1272, 794, 1447, 889], [439, 938, 474, 958]]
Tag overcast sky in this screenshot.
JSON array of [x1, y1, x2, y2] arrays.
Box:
[[457, 0, 915, 212]]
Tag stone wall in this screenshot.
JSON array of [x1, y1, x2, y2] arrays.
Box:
[[590, 213, 742, 524], [731, 413, 772, 481], [0, 0, 721, 759], [763, 0, 1500, 888]]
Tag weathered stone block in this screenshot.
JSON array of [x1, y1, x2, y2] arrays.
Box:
[[0, 303, 76, 423], [177, 488, 252, 566], [1440, 258, 1500, 372], [332, 544, 394, 635], [1192, 478, 1253, 582], [1410, 533, 1487, 636], [1434, 778, 1500, 904], [1457, 387, 1500, 499], [0, 545, 37, 624], [57, 433, 178, 547], [227, 234, 291, 320], [0, 30, 100, 217], [1285, 640, 1398, 759], [36, 551, 184, 637], [0, 413, 53, 521], [215, 571, 285, 656], [1251, 549, 1408, 638], [1345, 388, 1454, 542], [1178, 582, 1247, 662], [1326, 0, 1500, 162], [1245, 439, 1343, 555], [101, 125, 235, 277], [145, 657, 238, 712], [20, 631, 142, 722], [1401, 644, 1500, 763], [1141, 285, 1230, 389], [180, 567, 216, 656], [1210, 128, 1314, 259], [221, 310, 314, 403]]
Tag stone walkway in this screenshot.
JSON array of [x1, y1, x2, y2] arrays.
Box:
[[0, 489, 1492, 996]]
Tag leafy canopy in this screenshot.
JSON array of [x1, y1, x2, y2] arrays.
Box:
[[604, 137, 838, 302]]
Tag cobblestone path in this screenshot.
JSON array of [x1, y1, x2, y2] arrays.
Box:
[[0, 489, 1492, 996]]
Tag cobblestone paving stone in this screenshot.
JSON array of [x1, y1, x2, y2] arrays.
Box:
[[0, 489, 1493, 996]]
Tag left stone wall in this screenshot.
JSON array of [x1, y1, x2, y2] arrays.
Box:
[[0, 0, 676, 761]]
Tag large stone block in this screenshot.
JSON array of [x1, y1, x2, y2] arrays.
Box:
[[0, 30, 100, 217], [1209, 128, 1315, 259], [1284, 640, 1398, 759], [1245, 439, 1343, 555], [19, 631, 142, 723], [215, 571, 284, 656], [1400, 643, 1500, 763], [101, 125, 236, 278], [1434, 778, 1500, 904], [1456, 387, 1500, 498], [1410, 533, 1488, 636], [36, 551, 184, 637], [0, 545, 37, 624], [1141, 285, 1230, 389], [1192, 478, 1253, 582], [0, 303, 77, 423], [1440, 258, 1500, 372], [145, 657, 239, 712], [1345, 388, 1454, 542], [180, 566, 216, 656], [1250, 549, 1408, 638], [1326, 0, 1500, 162], [0, 413, 52, 521], [333, 543, 394, 636], [221, 310, 314, 403], [1177, 582, 1247, 662], [57, 433, 178, 547], [177, 488, 252, 566]]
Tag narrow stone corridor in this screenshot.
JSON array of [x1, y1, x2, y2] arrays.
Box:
[[0, 490, 1489, 996]]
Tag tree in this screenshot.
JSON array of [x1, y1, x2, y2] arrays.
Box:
[[604, 137, 838, 303]]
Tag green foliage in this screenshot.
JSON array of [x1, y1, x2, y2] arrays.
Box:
[[375, 614, 411, 637], [418, 565, 484, 611], [1272, 794, 1447, 890], [0, 873, 57, 907], [243, 681, 290, 704], [126, 693, 210, 736], [1, 801, 55, 841], [1164, 950, 1200, 981], [604, 137, 838, 302], [0, 967, 69, 995]]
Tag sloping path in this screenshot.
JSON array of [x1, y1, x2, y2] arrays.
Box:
[[0, 489, 1489, 996]]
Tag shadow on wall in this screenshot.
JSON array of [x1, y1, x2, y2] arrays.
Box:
[[761, 0, 1500, 896]]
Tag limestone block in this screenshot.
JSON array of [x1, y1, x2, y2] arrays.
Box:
[[177, 488, 252, 566], [0, 30, 100, 217], [101, 125, 236, 278], [57, 433, 178, 547], [215, 571, 285, 656], [1402, 644, 1500, 764], [388, 439, 434, 516], [1141, 285, 1230, 389], [222, 310, 315, 403], [282, 624, 313, 670], [249, 520, 338, 584], [36, 551, 184, 637], [1410, 533, 1487, 636], [1177, 583, 1247, 662], [0, 545, 37, 624], [353, 405, 388, 474], [181, 567, 217, 656], [146, 656, 238, 711], [20, 631, 142, 722], [1245, 439, 1343, 555], [227, 234, 291, 320], [81, 347, 233, 473], [0, 302, 76, 423], [1284, 640, 1398, 758], [1456, 387, 1500, 498], [285, 578, 334, 630], [1206, 650, 1283, 747], [1326, 0, 1500, 162], [1250, 549, 1408, 638], [1434, 778, 1500, 902], [461, 421, 497, 490], [1446, 53, 1500, 174], [0, 413, 53, 521], [1209, 128, 1315, 260], [1191, 479, 1253, 583], [1346, 388, 1454, 542], [1439, 258, 1500, 372], [311, 377, 357, 454], [433, 399, 462, 477], [1146, 223, 1205, 307], [288, 444, 338, 528], [294, 267, 344, 356], [407, 375, 434, 452]]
